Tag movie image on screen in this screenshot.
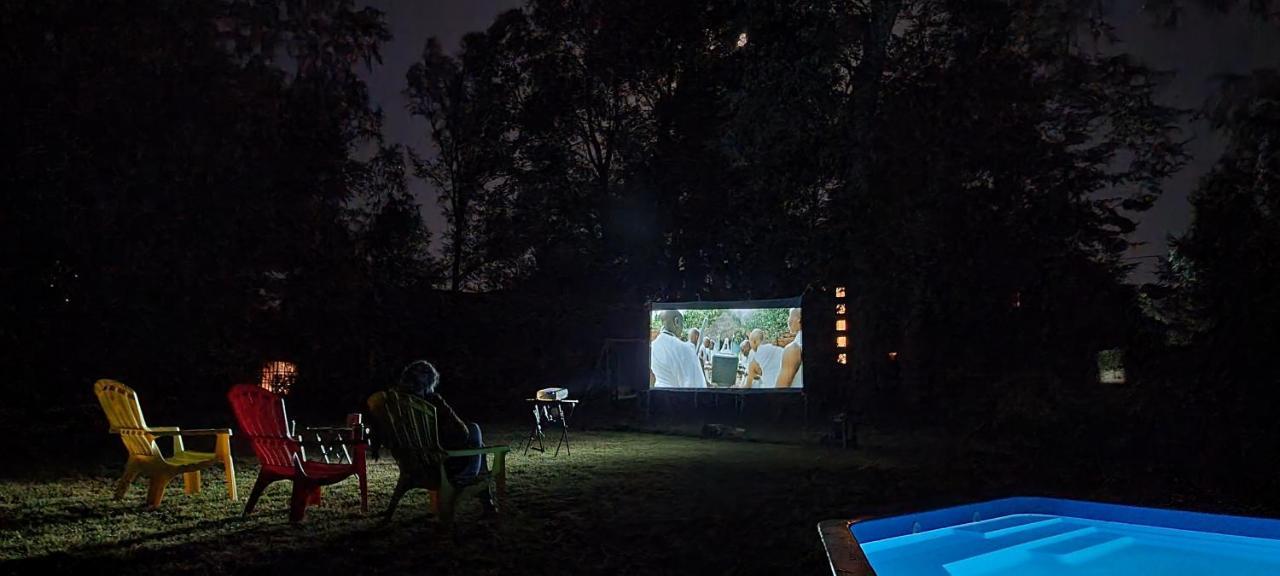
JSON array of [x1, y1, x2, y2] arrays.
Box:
[[648, 306, 802, 390]]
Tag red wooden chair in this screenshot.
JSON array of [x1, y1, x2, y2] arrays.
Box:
[[227, 384, 367, 522]]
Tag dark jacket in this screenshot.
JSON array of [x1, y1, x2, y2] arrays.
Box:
[[417, 391, 470, 450]]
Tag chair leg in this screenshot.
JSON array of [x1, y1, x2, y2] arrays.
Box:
[[493, 453, 507, 501], [438, 493, 455, 527], [217, 433, 237, 501], [385, 473, 411, 522], [308, 486, 323, 506], [438, 483, 456, 526], [243, 473, 274, 517], [429, 489, 441, 516], [145, 473, 173, 508], [289, 482, 316, 523], [183, 470, 202, 494], [114, 462, 140, 500], [358, 470, 368, 514]]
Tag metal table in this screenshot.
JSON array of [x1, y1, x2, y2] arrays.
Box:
[[524, 398, 578, 456]]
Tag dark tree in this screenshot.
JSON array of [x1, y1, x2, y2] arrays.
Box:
[[1, 0, 423, 408], [406, 27, 526, 292]]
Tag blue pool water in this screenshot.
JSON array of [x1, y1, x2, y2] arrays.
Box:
[[856, 507, 1280, 576]]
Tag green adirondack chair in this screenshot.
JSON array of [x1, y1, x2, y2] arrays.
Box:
[[366, 390, 509, 525]]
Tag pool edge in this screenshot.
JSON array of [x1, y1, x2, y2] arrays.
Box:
[[818, 518, 876, 576]]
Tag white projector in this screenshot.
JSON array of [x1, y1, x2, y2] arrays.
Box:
[[536, 387, 569, 401]]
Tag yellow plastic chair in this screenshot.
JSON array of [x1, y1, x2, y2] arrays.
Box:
[[94, 379, 237, 508]]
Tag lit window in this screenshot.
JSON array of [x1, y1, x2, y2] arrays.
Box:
[[887, 351, 898, 361], [836, 353, 847, 365], [835, 304, 846, 315], [836, 336, 847, 348], [835, 286, 846, 298], [736, 32, 749, 48], [260, 361, 297, 395], [835, 319, 847, 331]]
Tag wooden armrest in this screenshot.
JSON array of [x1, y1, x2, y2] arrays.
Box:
[[146, 429, 183, 436], [298, 438, 366, 446], [108, 426, 172, 434], [179, 428, 232, 436], [445, 445, 511, 457], [299, 426, 356, 432], [144, 428, 230, 436]]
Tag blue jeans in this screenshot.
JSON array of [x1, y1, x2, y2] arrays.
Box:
[[448, 422, 487, 480]]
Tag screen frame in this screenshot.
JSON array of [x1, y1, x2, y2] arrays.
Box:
[[649, 297, 802, 311]]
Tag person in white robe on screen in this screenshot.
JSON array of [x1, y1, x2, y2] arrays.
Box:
[[742, 329, 784, 388], [700, 337, 716, 363], [650, 310, 708, 388], [737, 339, 752, 385], [776, 307, 804, 389]]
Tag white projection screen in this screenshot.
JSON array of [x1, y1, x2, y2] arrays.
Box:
[[648, 297, 803, 391]]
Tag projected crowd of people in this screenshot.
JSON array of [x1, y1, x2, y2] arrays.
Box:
[[649, 307, 803, 390]]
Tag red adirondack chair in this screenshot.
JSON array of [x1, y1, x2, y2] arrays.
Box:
[[227, 384, 368, 522]]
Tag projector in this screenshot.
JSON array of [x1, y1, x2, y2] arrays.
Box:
[[536, 387, 569, 401]]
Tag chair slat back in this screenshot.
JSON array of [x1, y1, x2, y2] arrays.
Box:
[[228, 384, 300, 470], [94, 379, 160, 457], [367, 391, 445, 476]]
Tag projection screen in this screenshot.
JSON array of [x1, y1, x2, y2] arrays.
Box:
[[648, 297, 803, 391]]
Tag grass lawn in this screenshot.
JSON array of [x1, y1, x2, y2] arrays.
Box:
[[0, 425, 1250, 575]]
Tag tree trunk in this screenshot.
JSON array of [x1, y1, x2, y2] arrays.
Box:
[[843, 0, 902, 409], [845, 0, 901, 208], [450, 193, 467, 292]]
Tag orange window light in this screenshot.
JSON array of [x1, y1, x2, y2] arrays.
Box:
[[835, 319, 847, 331], [260, 361, 297, 395], [835, 286, 846, 298], [836, 336, 848, 348], [837, 353, 848, 365]]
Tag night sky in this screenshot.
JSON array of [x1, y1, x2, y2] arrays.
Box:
[[362, 0, 1280, 282]]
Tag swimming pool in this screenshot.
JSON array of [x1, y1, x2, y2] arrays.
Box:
[[818, 497, 1280, 575]]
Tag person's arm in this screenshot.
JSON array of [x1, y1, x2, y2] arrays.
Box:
[[430, 393, 470, 443], [744, 360, 761, 388], [776, 344, 802, 388]]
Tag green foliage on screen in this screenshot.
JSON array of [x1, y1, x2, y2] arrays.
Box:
[[649, 308, 793, 342], [741, 308, 791, 340]]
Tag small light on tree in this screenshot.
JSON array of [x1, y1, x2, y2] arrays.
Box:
[[735, 32, 749, 48], [260, 361, 297, 395], [887, 351, 899, 361]]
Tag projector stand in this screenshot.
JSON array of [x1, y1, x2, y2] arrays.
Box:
[[524, 398, 578, 457]]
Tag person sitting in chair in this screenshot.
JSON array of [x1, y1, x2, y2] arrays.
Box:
[[397, 359, 497, 513]]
